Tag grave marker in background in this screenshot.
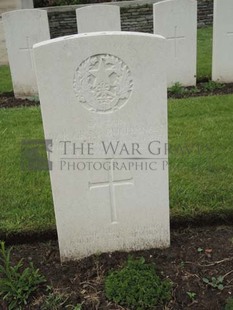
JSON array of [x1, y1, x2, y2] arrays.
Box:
[[153, 0, 197, 87], [34, 32, 170, 261], [0, 0, 33, 65], [2, 9, 50, 98], [21, 0, 34, 9], [212, 0, 233, 82], [76, 5, 121, 33]]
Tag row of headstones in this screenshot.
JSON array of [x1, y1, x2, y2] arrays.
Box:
[[0, 0, 34, 12], [2, 0, 233, 99], [1, 0, 232, 261]]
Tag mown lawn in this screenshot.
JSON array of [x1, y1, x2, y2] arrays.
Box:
[[0, 108, 54, 233], [0, 65, 12, 93], [169, 95, 233, 219], [1, 94, 233, 234], [0, 26, 213, 95], [197, 26, 212, 80]]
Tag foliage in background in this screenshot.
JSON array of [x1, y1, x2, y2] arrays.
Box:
[[105, 257, 172, 309], [34, 0, 122, 7], [0, 241, 46, 309], [225, 298, 233, 310]]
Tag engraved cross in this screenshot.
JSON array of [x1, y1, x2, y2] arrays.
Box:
[[19, 36, 34, 70], [89, 159, 134, 224], [167, 26, 185, 57]]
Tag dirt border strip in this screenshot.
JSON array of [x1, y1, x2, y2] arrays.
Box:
[[2, 82, 233, 108], [1, 212, 233, 246]]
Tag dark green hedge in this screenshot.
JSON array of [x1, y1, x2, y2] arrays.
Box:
[[34, 0, 126, 7]]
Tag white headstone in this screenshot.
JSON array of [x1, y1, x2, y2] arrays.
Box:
[[0, 20, 8, 65], [0, 0, 20, 14], [33, 32, 170, 261], [212, 0, 233, 82], [21, 0, 34, 9], [0, 0, 33, 66], [2, 10, 50, 98], [153, 0, 197, 87], [76, 5, 121, 33]]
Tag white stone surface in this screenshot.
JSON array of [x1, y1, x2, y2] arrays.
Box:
[[0, 0, 33, 13], [153, 0, 197, 87], [0, 0, 20, 15], [0, 20, 8, 65], [212, 0, 233, 82], [0, 0, 21, 65], [2, 10, 50, 98], [34, 32, 170, 261], [76, 5, 121, 33], [21, 0, 34, 9]]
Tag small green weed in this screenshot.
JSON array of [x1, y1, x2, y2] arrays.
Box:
[[0, 241, 46, 309], [187, 291, 196, 301], [168, 82, 187, 95], [105, 257, 172, 309], [188, 87, 200, 94], [201, 80, 225, 92], [168, 83, 200, 96], [72, 305, 82, 310], [203, 275, 224, 290], [41, 286, 67, 310], [30, 95, 40, 102], [225, 297, 233, 310]]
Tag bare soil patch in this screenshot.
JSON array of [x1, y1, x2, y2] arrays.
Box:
[[0, 92, 39, 108]]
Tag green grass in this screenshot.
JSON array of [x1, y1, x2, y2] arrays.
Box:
[[0, 27, 213, 95], [0, 107, 54, 233], [0, 65, 13, 93], [0, 95, 233, 233], [197, 26, 213, 80], [169, 95, 233, 219]]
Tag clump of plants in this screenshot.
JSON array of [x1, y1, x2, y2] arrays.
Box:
[[104, 257, 172, 309], [202, 275, 224, 290], [40, 286, 67, 310], [201, 80, 225, 92], [168, 82, 188, 95], [0, 241, 46, 309]]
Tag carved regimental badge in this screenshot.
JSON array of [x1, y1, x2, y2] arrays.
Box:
[[73, 54, 133, 113]]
